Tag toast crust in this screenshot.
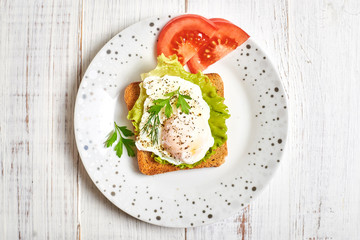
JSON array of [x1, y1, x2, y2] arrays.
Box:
[[124, 73, 228, 175]]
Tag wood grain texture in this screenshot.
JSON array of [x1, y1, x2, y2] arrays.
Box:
[[288, 0, 360, 239], [1, 0, 360, 239], [0, 0, 81, 239]]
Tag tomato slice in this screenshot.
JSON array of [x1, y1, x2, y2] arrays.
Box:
[[157, 15, 218, 65], [187, 19, 250, 73]]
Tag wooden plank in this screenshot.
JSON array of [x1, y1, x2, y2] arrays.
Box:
[[185, 0, 290, 239], [288, 0, 360, 239], [79, 1, 186, 239], [0, 0, 81, 238]]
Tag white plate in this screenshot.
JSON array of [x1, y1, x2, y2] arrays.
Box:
[[74, 15, 288, 228]]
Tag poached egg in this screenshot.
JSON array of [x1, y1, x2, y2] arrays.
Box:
[[136, 75, 214, 165]]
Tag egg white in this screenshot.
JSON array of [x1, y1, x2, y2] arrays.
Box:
[[135, 75, 214, 165]]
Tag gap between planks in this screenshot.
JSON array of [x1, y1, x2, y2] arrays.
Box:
[[76, 0, 84, 239]]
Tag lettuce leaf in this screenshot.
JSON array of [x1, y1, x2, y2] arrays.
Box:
[[127, 54, 230, 168]]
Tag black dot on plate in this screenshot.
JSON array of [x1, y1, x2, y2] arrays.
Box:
[[128, 54, 131, 57], [262, 105, 265, 108], [111, 192, 115, 196], [246, 53, 249, 56], [106, 49, 111, 54], [156, 216, 161, 220], [118, 34, 122, 37], [278, 139, 283, 144], [274, 87, 279, 92], [244, 67, 247, 70], [192, 201, 195, 204], [252, 187, 257, 191], [149, 22, 154, 27], [208, 214, 213, 219], [246, 44, 251, 49], [245, 186, 248, 190], [263, 56, 266, 59], [84, 145, 88, 150], [132, 36, 135, 38], [115, 51, 118, 54]]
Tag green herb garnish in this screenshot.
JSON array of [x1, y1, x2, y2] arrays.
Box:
[[104, 122, 136, 157], [141, 87, 191, 144]]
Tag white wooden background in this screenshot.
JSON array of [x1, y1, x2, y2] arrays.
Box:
[[1, 0, 360, 239]]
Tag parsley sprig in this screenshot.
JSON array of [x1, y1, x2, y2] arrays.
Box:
[[141, 87, 192, 144], [104, 122, 136, 157]]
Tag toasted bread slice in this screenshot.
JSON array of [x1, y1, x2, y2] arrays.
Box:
[[124, 73, 227, 175]]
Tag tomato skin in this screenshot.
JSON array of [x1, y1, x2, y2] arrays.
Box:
[[209, 18, 232, 23], [187, 20, 249, 73], [157, 15, 218, 65]]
